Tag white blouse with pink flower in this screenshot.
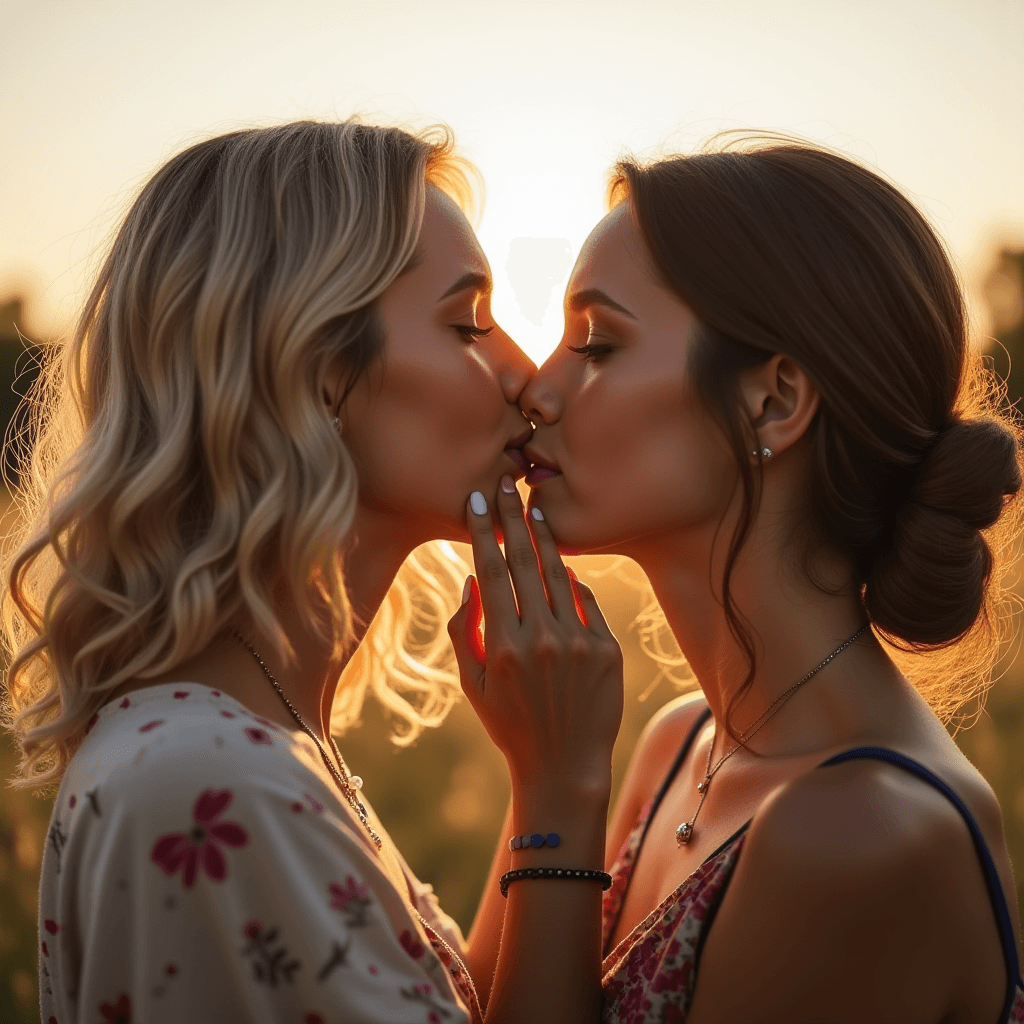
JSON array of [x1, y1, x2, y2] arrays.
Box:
[[37, 682, 477, 1024]]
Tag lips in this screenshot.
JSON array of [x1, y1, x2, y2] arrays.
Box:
[[504, 448, 528, 472], [525, 465, 561, 485], [523, 446, 562, 486]]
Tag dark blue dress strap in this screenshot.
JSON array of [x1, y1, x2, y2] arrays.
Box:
[[818, 745, 1023, 1022], [634, 703, 713, 857]]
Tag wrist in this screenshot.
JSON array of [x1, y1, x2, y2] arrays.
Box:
[[509, 766, 612, 805]]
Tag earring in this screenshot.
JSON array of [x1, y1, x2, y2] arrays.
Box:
[[333, 416, 342, 434], [752, 446, 773, 459]]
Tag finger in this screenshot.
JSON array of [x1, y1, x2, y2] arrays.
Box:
[[495, 475, 551, 625], [567, 571, 617, 642], [447, 576, 486, 692], [565, 566, 588, 626], [465, 489, 520, 637], [525, 505, 577, 622]]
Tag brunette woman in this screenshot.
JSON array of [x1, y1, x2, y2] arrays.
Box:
[[1, 121, 623, 1024], [498, 138, 1024, 1021]]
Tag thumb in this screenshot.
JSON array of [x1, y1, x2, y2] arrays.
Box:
[[447, 575, 486, 694]]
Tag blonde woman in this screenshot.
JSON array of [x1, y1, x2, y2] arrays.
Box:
[[2, 122, 624, 1024]]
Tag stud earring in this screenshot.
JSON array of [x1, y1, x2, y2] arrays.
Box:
[[333, 416, 342, 434], [752, 446, 773, 459]]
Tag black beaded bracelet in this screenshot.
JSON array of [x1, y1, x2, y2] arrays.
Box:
[[499, 866, 613, 898]]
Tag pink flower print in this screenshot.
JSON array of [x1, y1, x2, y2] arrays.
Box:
[[99, 993, 131, 1022], [428, 1014, 441, 1024], [139, 720, 164, 733], [330, 876, 372, 926], [164, 963, 178, 977], [150, 788, 249, 889], [400, 929, 425, 959], [68, 795, 76, 809], [329, 876, 368, 910], [291, 801, 303, 813], [243, 920, 262, 939], [253, 716, 280, 731], [211, 690, 221, 696], [304, 792, 323, 814], [220, 710, 236, 719], [368, 964, 378, 975], [173, 691, 189, 699], [44, 919, 58, 935], [412, 982, 433, 996], [244, 727, 273, 746], [119, 698, 130, 709], [41, 941, 48, 955]]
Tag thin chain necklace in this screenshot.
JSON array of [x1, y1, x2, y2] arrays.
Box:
[[230, 629, 383, 849], [675, 623, 869, 846]]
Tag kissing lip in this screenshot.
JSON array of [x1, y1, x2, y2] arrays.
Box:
[[504, 448, 529, 474], [503, 425, 534, 477], [522, 446, 560, 474]]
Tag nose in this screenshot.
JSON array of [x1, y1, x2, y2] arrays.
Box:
[[496, 331, 537, 406], [518, 360, 563, 425]]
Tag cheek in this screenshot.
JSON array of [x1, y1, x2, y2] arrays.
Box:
[[346, 349, 507, 508], [559, 377, 734, 542]]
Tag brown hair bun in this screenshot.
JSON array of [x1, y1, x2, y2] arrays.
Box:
[[866, 418, 1021, 647]]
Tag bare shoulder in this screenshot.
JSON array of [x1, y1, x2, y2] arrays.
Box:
[[637, 689, 709, 765], [606, 690, 707, 868], [749, 755, 975, 878], [688, 755, 1006, 1023]]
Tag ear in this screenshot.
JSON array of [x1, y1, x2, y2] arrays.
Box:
[[322, 357, 348, 422], [738, 354, 820, 457]]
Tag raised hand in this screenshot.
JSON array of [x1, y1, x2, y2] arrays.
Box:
[[447, 476, 624, 793]]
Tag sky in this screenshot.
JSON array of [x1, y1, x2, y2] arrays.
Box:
[[2, 0, 1023, 363]]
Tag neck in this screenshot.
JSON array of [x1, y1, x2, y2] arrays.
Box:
[[238, 505, 429, 744], [622, 508, 882, 760]]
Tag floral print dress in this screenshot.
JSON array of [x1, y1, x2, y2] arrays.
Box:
[[38, 682, 480, 1024], [599, 706, 1024, 1023]]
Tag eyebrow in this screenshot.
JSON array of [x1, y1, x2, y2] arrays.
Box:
[[567, 287, 638, 320], [438, 271, 492, 302]]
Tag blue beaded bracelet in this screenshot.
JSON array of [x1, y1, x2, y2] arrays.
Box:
[[509, 831, 561, 852]]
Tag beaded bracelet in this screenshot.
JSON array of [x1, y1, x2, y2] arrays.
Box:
[[499, 866, 613, 898], [509, 831, 561, 852]]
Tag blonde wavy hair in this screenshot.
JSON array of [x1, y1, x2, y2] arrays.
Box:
[[1, 119, 477, 794]]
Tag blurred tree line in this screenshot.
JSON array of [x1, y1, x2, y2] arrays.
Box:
[[0, 249, 1023, 1021]]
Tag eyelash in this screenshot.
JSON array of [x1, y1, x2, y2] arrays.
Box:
[[455, 325, 494, 342], [566, 341, 615, 362]]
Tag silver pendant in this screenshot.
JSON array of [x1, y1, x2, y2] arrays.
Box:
[[675, 822, 694, 845]]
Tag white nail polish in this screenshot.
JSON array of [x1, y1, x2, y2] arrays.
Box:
[[530, 507, 545, 522], [470, 491, 487, 516], [461, 577, 472, 605]]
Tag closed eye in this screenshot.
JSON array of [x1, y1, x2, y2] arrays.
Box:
[[455, 325, 494, 342], [566, 341, 615, 362]]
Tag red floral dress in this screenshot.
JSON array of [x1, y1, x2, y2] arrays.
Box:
[[600, 796, 748, 1022], [599, 726, 1024, 1023], [38, 683, 478, 1024]]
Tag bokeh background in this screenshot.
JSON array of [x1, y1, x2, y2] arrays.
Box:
[[1, 1, 1023, 1019]]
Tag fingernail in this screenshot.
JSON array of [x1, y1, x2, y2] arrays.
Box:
[[470, 491, 487, 516], [530, 506, 544, 521], [500, 475, 517, 495], [461, 576, 473, 605]]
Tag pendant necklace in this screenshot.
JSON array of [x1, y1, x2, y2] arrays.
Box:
[[231, 629, 383, 849], [675, 623, 869, 846]]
